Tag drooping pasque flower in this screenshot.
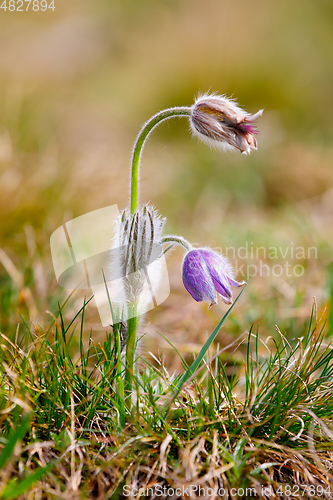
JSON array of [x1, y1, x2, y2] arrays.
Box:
[[105, 91, 261, 369], [190, 93, 263, 154], [182, 248, 245, 307]]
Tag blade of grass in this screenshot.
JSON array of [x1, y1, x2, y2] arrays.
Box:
[[175, 286, 246, 393], [159, 287, 247, 416], [0, 413, 31, 470], [0, 460, 57, 499]]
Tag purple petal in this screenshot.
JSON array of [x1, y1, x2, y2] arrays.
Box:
[[182, 250, 217, 305], [238, 123, 258, 135], [211, 276, 232, 304], [211, 276, 232, 301], [227, 276, 246, 288], [182, 275, 202, 302], [200, 249, 232, 297]]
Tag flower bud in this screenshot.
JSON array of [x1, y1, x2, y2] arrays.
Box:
[[109, 205, 166, 313], [190, 93, 263, 154], [182, 247, 245, 307]]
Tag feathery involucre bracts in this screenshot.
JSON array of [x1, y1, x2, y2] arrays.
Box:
[[109, 205, 165, 317], [190, 93, 263, 154]]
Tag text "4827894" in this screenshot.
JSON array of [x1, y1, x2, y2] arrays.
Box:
[[1, 0, 55, 11]]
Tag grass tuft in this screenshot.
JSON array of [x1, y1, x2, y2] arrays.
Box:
[[0, 299, 333, 498]]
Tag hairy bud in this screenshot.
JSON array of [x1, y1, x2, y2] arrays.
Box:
[[190, 93, 263, 154], [109, 205, 166, 317]]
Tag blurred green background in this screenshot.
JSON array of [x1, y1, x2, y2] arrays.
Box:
[[0, 0, 332, 365]]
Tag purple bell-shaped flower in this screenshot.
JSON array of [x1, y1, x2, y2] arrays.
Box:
[[182, 248, 245, 308]]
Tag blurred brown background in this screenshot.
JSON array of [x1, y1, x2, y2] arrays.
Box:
[[0, 0, 332, 366]]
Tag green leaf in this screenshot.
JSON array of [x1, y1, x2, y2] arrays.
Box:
[[250, 462, 279, 476], [0, 413, 31, 470], [175, 286, 247, 392], [0, 460, 57, 499]]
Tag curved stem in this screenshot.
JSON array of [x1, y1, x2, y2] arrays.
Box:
[[130, 106, 191, 214], [161, 235, 192, 251], [126, 106, 191, 410]]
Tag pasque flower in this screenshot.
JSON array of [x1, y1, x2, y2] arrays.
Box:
[[109, 91, 262, 402], [190, 93, 263, 154], [182, 248, 245, 307]]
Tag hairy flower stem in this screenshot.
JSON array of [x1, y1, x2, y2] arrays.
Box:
[[125, 312, 138, 402], [130, 106, 191, 215], [160, 235, 192, 251], [126, 106, 191, 403]]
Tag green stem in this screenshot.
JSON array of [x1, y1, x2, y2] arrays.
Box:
[[130, 106, 191, 215], [125, 106, 192, 407], [125, 106, 192, 409], [125, 310, 138, 403], [161, 235, 192, 251], [115, 325, 125, 429]]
